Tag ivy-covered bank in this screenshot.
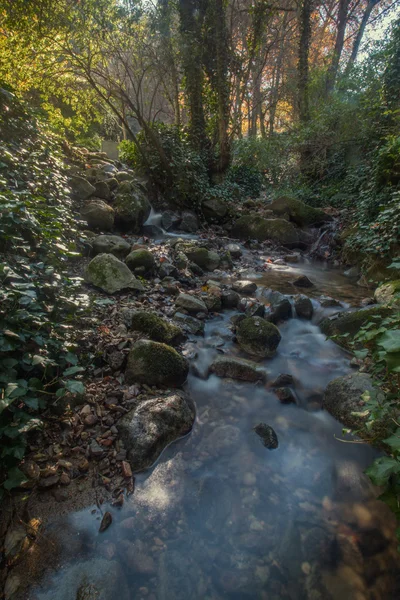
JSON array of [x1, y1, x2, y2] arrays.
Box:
[[0, 90, 87, 493]]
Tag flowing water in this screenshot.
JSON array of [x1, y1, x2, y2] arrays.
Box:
[[26, 260, 400, 600]]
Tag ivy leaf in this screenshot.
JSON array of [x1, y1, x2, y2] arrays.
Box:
[[64, 380, 85, 395], [384, 429, 400, 452], [63, 366, 85, 376], [365, 456, 400, 486], [377, 330, 400, 353], [3, 467, 28, 491]]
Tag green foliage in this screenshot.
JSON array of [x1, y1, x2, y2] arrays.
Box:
[[225, 165, 263, 198], [0, 91, 86, 492], [231, 136, 293, 186]]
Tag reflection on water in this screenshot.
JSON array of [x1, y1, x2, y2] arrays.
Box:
[[29, 264, 400, 600]]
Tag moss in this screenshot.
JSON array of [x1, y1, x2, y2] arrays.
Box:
[[268, 196, 329, 226], [85, 253, 143, 294], [126, 249, 155, 273], [126, 340, 189, 386], [129, 311, 184, 345], [374, 280, 400, 306], [236, 317, 281, 357], [320, 305, 392, 349], [114, 185, 151, 232], [231, 215, 299, 245]]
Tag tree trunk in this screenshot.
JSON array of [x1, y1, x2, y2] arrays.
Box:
[[214, 0, 231, 171], [297, 0, 312, 125], [345, 0, 380, 74], [325, 0, 350, 94]]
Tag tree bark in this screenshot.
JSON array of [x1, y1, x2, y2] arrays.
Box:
[[345, 0, 380, 74], [297, 0, 312, 125], [325, 0, 350, 94]]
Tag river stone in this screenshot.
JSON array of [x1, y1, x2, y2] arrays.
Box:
[[179, 211, 198, 233], [70, 175, 95, 200], [173, 312, 205, 335], [293, 274, 314, 288], [161, 210, 181, 231], [34, 559, 129, 600], [203, 292, 222, 312], [323, 373, 384, 430], [374, 280, 400, 306], [126, 249, 155, 274], [184, 247, 220, 271], [221, 289, 240, 308], [246, 301, 265, 317], [253, 423, 278, 449], [125, 340, 189, 386], [231, 215, 302, 247], [294, 294, 313, 319], [204, 424, 241, 457], [113, 182, 151, 232], [175, 293, 208, 314], [268, 196, 330, 227], [236, 317, 281, 357], [263, 290, 292, 322], [202, 197, 228, 222], [81, 199, 115, 231], [126, 311, 184, 345], [92, 234, 130, 258], [210, 356, 266, 382], [85, 254, 144, 294], [226, 243, 242, 258], [118, 393, 195, 471], [93, 180, 111, 200], [232, 280, 257, 295], [320, 305, 391, 345]]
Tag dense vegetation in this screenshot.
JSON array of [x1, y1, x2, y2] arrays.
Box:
[[0, 0, 400, 525]]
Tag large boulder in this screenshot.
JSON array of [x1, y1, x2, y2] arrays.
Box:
[[125, 249, 155, 274], [92, 234, 130, 258], [125, 340, 189, 386], [374, 280, 400, 307], [179, 211, 199, 233], [202, 197, 228, 222], [85, 253, 144, 294], [113, 182, 151, 232], [210, 356, 266, 382], [175, 293, 208, 315], [323, 373, 385, 431], [93, 180, 111, 201], [320, 305, 391, 346], [236, 317, 281, 357], [70, 175, 95, 200], [268, 196, 330, 227], [81, 199, 115, 231], [125, 311, 184, 345], [231, 215, 302, 248], [118, 393, 195, 472], [184, 247, 220, 271], [294, 294, 314, 319]]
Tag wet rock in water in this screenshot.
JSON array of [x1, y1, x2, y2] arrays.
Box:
[[320, 305, 391, 343], [184, 247, 220, 271], [319, 295, 342, 308], [157, 548, 206, 599], [374, 280, 400, 306], [125, 310, 184, 345], [230, 313, 246, 327], [70, 175, 95, 200], [221, 288, 240, 308], [99, 511, 112, 533], [294, 294, 313, 319], [203, 291, 222, 312], [285, 253, 299, 262], [246, 301, 265, 318], [231, 215, 303, 247], [126, 248, 155, 275], [202, 197, 228, 222], [210, 356, 267, 382], [253, 423, 278, 449], [125, 340, 189, 386], [173, 312, 205, 335], [344, 266, 360, 278], [161, 210, 181, 231], [293, 274, 314, 288], [333, 460, 373, 500], [274, 387, 297, 404], [34, 559, 129, 600], [204, 424, 241, 456], [264, 290, 292, 322], [219, 250, 233, 270], [81, 199, 115, 231], [237, 317, 281, 358], [118, 392, 195, 471], [271, 373, 294, 387], [268, 196, 330, 227], [175, 293, 208, 315], [113, 181, 151, 232], [179, 211, 198, 233], [85, 254, 144, 294], [323, 373, 385, 430], [92, 234, 130, 258], [357, 527, 390, 557], [232, 280, 257, 295], [119, 540, 156, 574], [226, 243, 242, 258]]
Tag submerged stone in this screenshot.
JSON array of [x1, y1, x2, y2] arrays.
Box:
[[294, 294, 314, 319], [253, 423, 278, 449], [125, 339, 189, 386], [85, 253, 144, 294], [210, 356, 267, 382], [293, 275, 314, 288], [118, 393, 195, 471]]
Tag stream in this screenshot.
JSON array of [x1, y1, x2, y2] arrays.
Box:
[[28, 258, 400, 600]]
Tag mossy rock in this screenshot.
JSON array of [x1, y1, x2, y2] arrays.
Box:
[[175, 293, 208, 314], [210, 356, 266, 382], [236, 317, 281, 357], [374, 280, 400, 307], [125, 340, 189, 386], [231, 215, 302, 248], [319, 305, 392, 349], [81, 199, 115, 231], [92, 234, 130, 258], [268, 196, 330, 227], [85, 253, 144, 294], [126, 249, 155, 274], [128, 311, 184, 345], [184, 247, 220, 271], [113, 182, 151, 232], [202, 197, 228, 222]]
